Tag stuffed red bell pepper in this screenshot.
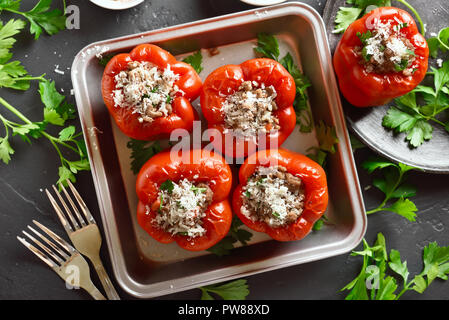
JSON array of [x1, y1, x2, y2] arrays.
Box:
[[333, 7, 429, 107], [136, 148, 233, 251], [102, 44, 202, 140], [232, 148, 328, 241], [200, 58, 297, 158]]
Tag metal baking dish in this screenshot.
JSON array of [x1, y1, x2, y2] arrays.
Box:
[[71, 2, 366, 298]]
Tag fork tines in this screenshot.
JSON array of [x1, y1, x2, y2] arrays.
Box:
[[17, 220, 76, 268], [45, 180, 96, 233]]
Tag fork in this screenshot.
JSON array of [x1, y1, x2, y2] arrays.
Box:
[[45, 180, 120, 300], [17, 220, 106, 300]]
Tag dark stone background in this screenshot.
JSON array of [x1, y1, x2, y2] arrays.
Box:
[[0, 0, 447, 300]]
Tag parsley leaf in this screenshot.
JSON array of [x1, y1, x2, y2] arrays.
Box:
[[0, 19, 25, 62], [207, 216, 253, 256], [127, 139, 162, 174], [363, 158, 418, 221], [280, 53, 313, 132], [334, 7, 363, 34], [182, 50, 203, 74], [199, 279, 250, 300], [383, 60, 449, 148], [0, 136, 14, 164], [0, 19, 46, 90], [98, 53, 115, 67], [333, 0, 427, 35], [254, 33, 279, 61], [3, 0, 67, 40], [306, 121, 339, 168], [39, 79, 74, 126]]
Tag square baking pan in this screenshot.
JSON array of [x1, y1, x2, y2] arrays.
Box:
[[71, 2, 367, 298]]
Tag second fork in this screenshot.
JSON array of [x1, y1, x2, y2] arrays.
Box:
[[46, 180, 120, 300]]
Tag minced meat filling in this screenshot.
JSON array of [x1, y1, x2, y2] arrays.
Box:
[[150, 179, 213, 238], [113, 61, 181, 123], [357, 21, 416, 75], [241, 166, 305, 228], [221, 81, 280, 140]]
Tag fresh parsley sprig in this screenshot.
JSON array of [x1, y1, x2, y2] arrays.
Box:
[[254, 33, 313, 133], [199, 279, 250, 300], [182, 50, 203, 74], [362, 158, 418, 221], [306, 120, 339, 167], [207, 216, 253, 257], [0, 83, 89, 186], [334, 0, 425, 35], [427, 27, 449, 58], [127, 139, 162, 174], [342, 233, 449, 300], [0, 0, 67, 40], [0, 19, 46, 91], [382, 60, 449, 148]]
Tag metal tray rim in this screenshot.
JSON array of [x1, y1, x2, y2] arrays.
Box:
[[71, 1, 367, 299]]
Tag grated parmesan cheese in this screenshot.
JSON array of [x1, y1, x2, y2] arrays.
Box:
[[113, 61, 179, 123], [150, 179, 212, 238], [221, 81, 280, 141], [361, 19, 416, 75], [241, 166, 305, 228]]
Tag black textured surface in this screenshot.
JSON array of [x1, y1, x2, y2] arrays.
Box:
[[0, 0, 448, 300], [324, 0, 449, 173]]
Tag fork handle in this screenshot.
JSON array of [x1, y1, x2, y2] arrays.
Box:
[[92, 259, 121, 300], [84, 280, 107, 300]]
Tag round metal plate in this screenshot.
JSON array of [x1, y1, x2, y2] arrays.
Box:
[[89, 0, 144, 10], [240, 0, 287, 6], [324, 0, 449, 174]]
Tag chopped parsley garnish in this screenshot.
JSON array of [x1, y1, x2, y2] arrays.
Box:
[[159, 194, 164, 212], [361, 46, 371, 62], [166, 95, 172, 104], [244, 191, 251, 198], [272, 212, 280, 218], [394, 59, 410, 72], [160, 179, 175, 194], [357, 30, 372, 46], [190, 186, 207, 194]]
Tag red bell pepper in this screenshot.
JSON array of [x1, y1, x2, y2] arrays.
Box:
[[333, 7, 429, 107], [200, 58, 297, 158], [232, 148, 328, 241], [101, 44, 202, 140], [136, 149, 233, 251]]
